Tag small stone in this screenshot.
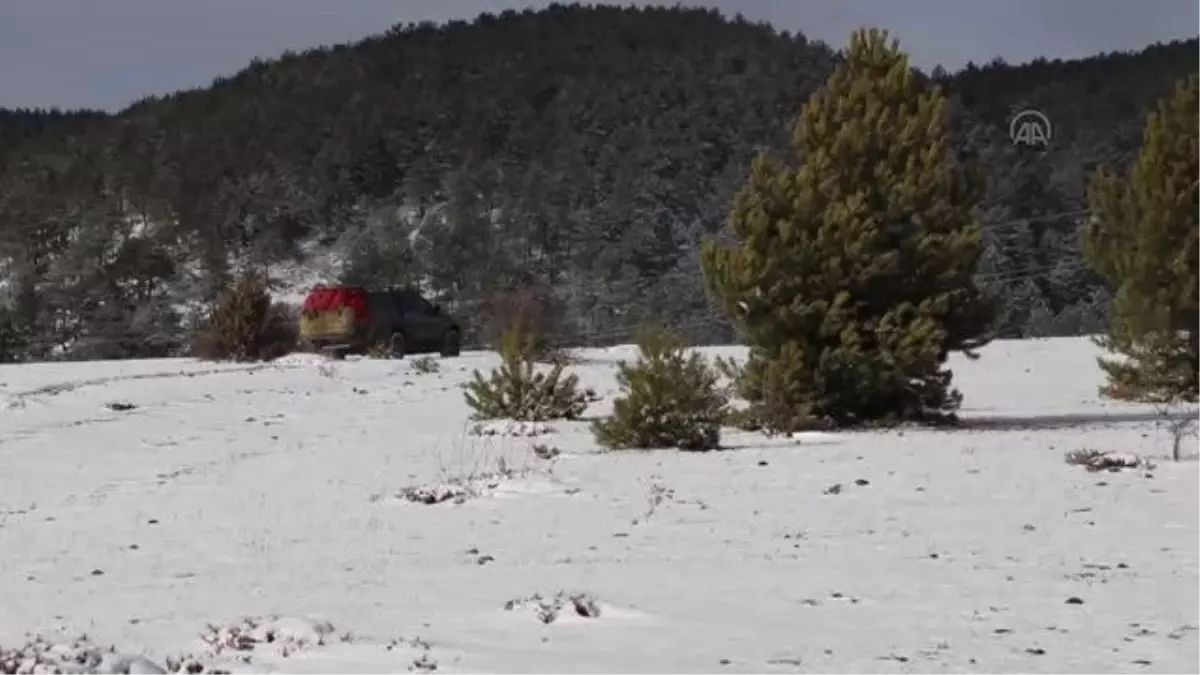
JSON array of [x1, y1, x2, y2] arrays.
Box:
[[854, 478, 870, 486], [90, 569, 105, 576], [1026, 647, 1046, 655], [757, 460, 768, 467], [1065, 596, 1084, 605], [929, 553, 940, 559], [823, 483, 843, 496], [718, 659, 731, 666]]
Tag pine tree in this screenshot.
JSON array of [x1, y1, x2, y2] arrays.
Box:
[[1084, 75, 1199, 403], [194, 274, 296, 362], [463, 318, 590, 421], [700, 28, 994, 432], [592, 325, 727, 451], [0, 305, 22, 363]]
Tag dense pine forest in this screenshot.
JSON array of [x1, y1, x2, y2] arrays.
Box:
[[0, 3, 1196, 362]]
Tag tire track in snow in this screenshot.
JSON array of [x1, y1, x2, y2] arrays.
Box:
[[6, 363, 284, 403], [0, 363, 310, 448]]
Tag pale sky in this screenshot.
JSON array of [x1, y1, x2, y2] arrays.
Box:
[[1, 0, 1196, 111]]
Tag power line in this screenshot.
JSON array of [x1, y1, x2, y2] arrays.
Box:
[[643, 209, 1094, 287], [475, 259, 1098, 350], [976, 260, 1091, 283], [619, 250, 1092, 289], [261, 208, 1093, 301], [979, 208, 1091, 233], [462, 312, 729, 351]]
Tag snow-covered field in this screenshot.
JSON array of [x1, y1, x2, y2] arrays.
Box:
[[1, 337, 1196, 674]]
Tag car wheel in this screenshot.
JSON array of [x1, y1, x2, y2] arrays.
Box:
[[389, 332, 406, 359], [440, 329, 461, 358]]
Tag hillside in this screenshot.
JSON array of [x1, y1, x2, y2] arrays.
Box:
[[1, 337, 1197, 671], [0, 4, 1196, 361]]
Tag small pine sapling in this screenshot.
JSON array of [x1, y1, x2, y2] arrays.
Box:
[[593, 326, 728, 451], [464, 318, 589, 421], [194, 274, 296, 362]]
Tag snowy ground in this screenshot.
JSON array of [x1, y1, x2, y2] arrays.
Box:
[[0, 337, 1196, 674]]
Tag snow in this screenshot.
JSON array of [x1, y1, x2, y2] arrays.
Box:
[[263, 243, 345, 307], [159, 238, 346, 325], [1, 337, 1197, 673]]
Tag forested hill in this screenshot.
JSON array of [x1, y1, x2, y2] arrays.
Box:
[[0, 3, 1196, 361]]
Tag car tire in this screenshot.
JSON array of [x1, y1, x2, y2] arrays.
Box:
[[389, 332, 406, 359], [440, 329, 461, 358]]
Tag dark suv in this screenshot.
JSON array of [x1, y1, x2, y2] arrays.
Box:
[[298, 285, 462, 359]]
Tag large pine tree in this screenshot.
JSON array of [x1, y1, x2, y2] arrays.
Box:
[[701, 28, 994, 432], [1084, 75, 1199, 403]]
